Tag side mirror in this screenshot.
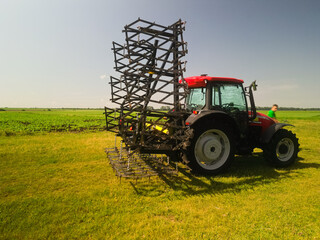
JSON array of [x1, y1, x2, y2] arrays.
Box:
[[252, 80, 257, 91], [245, 81, 258, 92]]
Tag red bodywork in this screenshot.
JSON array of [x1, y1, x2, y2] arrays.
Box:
[[182, 76, 244, 88], [250, 112, 275, 134]]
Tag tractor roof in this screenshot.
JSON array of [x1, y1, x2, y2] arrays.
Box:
[[183, 76, 244, 88]]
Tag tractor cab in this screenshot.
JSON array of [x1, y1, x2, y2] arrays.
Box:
[[183, 75, 275, 137], [184, 75, 253, 138], [185, 75, 248, 116]]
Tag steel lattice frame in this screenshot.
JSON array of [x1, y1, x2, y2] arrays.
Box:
[[105, 18, 189, 154]]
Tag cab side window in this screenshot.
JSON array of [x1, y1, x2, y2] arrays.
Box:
[[212, 84, 246, 111]]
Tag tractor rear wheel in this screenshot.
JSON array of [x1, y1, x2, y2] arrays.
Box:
[[185, 124, 235, 175], [264, 129, 299, 167]]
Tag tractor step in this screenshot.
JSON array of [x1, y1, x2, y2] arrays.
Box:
[[105, 147, 179, 180]]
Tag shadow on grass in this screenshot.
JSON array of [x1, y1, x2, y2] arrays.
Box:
[[130, 152, 319, 197]]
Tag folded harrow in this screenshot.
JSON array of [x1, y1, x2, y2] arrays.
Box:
[[104, 18, 190, 179]]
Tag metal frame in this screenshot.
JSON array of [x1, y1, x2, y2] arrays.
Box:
[[104, 19, 190, 179], [105, 18, 189, 153]]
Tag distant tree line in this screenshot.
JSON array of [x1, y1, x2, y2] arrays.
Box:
[[154, 106, 320, 111], [256, 106, 320, 111]]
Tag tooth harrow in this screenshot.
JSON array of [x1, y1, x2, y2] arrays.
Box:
[[105, 140, 179, 181], [104, 18, 189, 179]]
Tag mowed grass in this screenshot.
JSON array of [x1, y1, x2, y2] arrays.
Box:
[[0, 110, 320, 239]]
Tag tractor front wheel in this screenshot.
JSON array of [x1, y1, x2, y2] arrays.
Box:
[[264, 129, 299, 167], [185, 124, 235, 175]]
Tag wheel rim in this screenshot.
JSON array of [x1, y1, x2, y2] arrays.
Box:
[[194, 129, 230, 170], [276, 138, 295, 162]]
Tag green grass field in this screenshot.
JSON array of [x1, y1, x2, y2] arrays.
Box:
[[1, 109, 320, 239], [0, 109, 106, 136]]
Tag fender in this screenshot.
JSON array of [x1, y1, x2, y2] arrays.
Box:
[[260, 123, 294, 144], [185, 110, 238, 130]]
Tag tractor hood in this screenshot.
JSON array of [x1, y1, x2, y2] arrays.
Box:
[[250, 112, 276, 133]]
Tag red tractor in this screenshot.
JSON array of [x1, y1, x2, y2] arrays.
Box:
[[105, 19, 299, 176], [180, 75, 299, 174]]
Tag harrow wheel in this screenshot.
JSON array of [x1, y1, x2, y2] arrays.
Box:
[[264, 129, 299, 167], [185, 124, 235, 175]]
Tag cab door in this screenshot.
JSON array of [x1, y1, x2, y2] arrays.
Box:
[[210, 83, 249, 135]]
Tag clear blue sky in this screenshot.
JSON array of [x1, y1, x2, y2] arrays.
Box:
[[1, 0, 319, 108]]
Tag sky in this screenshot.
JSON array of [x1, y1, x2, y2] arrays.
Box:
[[1, 0, 319, 108]]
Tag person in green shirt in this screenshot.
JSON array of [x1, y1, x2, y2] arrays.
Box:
[[268, 104, 279, 123]]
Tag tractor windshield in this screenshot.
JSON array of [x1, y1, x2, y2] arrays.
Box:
[[187, 88, 206, 110]]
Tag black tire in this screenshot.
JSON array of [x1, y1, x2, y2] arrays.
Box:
[[264, 129, 299, 167], [184, 123, 235, 175]]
